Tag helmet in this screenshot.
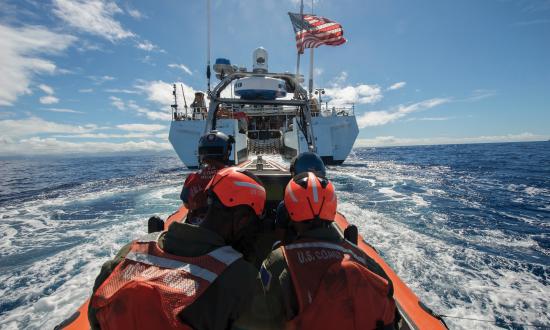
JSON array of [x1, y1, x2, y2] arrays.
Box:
[[290, 152, 326, 177], [284, 172, 337, 222], [198, 130, 234, 163], [205, 167, 266, 216]]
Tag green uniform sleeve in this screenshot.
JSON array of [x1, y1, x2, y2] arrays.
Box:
[[87, 243, 132, 330], [231, 276, 273, 330], [244, 248, 297, 329]]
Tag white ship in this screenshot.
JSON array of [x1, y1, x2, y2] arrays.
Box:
[[169, 48, 358, 168]]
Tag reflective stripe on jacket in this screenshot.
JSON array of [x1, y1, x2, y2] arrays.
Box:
[[91, 233, 242, 329]]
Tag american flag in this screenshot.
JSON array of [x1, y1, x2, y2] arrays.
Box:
[[288, 12, 347, 54]]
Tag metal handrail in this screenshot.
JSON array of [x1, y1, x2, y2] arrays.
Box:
[[173, 104, 355, 121]]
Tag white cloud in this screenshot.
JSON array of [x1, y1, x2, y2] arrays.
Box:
[[168, 64, 193, 75], [137, 40, 160, 52], [109, 96, 125, 110], [144, 111, 172, 121], [79, 88, 93, 93], [39, 95, 60, 104], [462, 89, 496, 102], [354, 133, 549, 147], [0, 116, 94, 138], [323, 71, 383, 106], [387, 81, 406, 91], [357, 98, 451, 128], [52, 0, 134, 42], [0, 115, 171, 155], [105, 88, 139, 94], [108, 96, 172, 121], [155, 132, 169, 140], [90, 75, 115, 85], [137, 80, 197, 107], [116, 123, 166, 132], [136, 80, 198, 120], [0, 111, 16, 119], [407, 116, 454, 122], [55, 132, 152, 139], [331, 71, 348, 86], [126, 100, 172, 121], [76, 39, 103, 52], [324, 84, 383, 107], [46, 108, 84, 114], [127, 7, 144, 19], [0, 24, 75, 106], [0, 137, 170, 155], [38, 84, 54, 95]]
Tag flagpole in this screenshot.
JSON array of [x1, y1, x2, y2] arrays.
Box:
[[308, 49, 314, 96], [295, 0, 304, 82], [206, 0, 211, 92], [308, 1, 314, 96]]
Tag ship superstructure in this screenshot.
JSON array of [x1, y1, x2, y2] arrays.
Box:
[[169, 48, 359, 168]]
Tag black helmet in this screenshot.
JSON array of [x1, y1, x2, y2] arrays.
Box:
[[198, 130, 234, 164], [290, 152, 326, 177]]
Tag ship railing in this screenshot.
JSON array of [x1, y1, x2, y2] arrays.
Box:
[[172, 107, 208, 121], [173, 104, 354, 121], [239, 105, 299, 117], [311, 104, 355, 117]]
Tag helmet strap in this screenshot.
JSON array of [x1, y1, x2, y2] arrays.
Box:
[[305, 196, 327, 222]]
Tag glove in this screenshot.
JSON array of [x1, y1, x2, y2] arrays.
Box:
[[148, 216, 164, 233]]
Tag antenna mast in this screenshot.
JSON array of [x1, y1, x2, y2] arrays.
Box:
[[171, 84, 178, 120], [308, 0, 314, 96], [206, 0, 211, 92], [180, 84, 188, 119]]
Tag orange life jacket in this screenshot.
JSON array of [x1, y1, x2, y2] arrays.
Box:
[[282, 239, 396, 330], [182, 166, 221, 211], [91, 233, 242, 330]]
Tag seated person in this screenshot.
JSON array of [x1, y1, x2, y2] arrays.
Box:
[[260, 172, 396, 329], [275, 152, 327, 244], [181, 130, 235, 224], [89, 167, 266, 330]]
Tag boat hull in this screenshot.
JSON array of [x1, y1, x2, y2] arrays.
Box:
[[59, 205, 446, 330]]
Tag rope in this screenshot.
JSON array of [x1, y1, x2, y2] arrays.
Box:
[[439, 314, 546, 328]]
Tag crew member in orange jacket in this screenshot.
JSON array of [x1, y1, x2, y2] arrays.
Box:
[[260, 172, 397, 330], [88, 167, 266, 330], [181, 130, 235, 224]]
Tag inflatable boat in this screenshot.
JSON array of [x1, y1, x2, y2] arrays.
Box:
[[56, 157, 447, 330]]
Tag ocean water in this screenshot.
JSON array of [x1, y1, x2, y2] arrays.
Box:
[[0, 142, 549, 329]]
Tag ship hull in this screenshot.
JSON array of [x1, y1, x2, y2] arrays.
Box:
[[169, 113, 358, 169]]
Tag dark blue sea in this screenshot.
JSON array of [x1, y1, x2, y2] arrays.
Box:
[[0, 142, 549, 329]]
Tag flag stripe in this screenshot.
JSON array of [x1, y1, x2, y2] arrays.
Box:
[[296, 28, 343, 40], [296, 23, 341, 35], [297, 35, 345, 47]]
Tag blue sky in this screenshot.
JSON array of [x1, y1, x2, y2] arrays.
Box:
[[0, 0, 549, 155]]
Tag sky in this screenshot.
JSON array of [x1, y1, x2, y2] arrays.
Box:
[[0, 0, 549, 155]]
